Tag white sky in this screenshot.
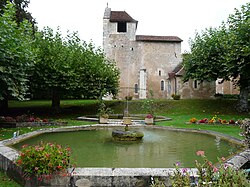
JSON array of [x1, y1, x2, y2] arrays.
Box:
[[28, 0, 249, 53]]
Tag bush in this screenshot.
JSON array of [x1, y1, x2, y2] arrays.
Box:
[[171, 151, 248, 187], [171, 94, 181, 100], [16, 141, 72, 180]]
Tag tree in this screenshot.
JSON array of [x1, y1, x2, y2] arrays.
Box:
[[0, 1, 35, 112], [31, 27, 76, 112], [183, 3, 250, 112], [0, 0, 35, 26], [31, 27, 119, 112]]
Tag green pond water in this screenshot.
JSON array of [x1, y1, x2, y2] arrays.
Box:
[[12, 127, 242, 168]]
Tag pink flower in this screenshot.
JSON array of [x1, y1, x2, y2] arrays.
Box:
[[21, 144, 29, 148], [221, 157, 226, 161], [213, 166, 218, 172], [196, 150, 205, 156], [29, 117, 35, 122]]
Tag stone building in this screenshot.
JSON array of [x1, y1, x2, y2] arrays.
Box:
[[168, 65, 216, 99], [103, 6, 182, 99], [216, 78, 239, 95], [103, 6, 217, 100]]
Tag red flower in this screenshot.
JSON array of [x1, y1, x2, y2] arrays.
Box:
[[17, 159, 22, 165], [146, 114, 153, 118], [57, 165, 63, 170]]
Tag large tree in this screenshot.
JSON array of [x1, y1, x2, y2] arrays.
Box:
[[0, 2, 35, 112], [183, 3, 250, 112], [31, 27, 119, 112], [0, 0, 35, 26]]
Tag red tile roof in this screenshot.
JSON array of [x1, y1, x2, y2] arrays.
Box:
[[110, 11, 137, 23], [136, 35, 182, 42]]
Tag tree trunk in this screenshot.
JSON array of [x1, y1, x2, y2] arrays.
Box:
[[0, 95, 8, 114], [51, 89, 61, 113], [236, 87, 249, 113]]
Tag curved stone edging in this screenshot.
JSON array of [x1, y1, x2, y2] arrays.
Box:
[[0, 124, 249, 187]]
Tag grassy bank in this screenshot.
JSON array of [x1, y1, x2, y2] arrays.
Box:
[[0, 99, 249, 186], [3, 99, 250, 140]]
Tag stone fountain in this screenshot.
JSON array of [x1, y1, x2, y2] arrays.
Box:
[[111, 107, 144, 141]]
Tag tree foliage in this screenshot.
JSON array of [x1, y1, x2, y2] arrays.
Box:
[[0, 0, 35, 26], [31, 27, 119, 111], [183, 3, 250, 112], [0, 1, 35, 110]]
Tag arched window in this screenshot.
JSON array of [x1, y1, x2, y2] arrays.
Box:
[[161, 80, 165, 91], [135, 83, 138, 93]]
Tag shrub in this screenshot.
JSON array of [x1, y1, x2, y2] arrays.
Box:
[[171, 94, 181, 100], [125, 95, 133, 101], [170, 151, 248, 187], [16, 141, 73, 180]]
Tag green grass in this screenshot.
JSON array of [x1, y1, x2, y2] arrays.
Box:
[[1, 99, 249, 186], [3, 99, 249, 140], [0, 170, 21, 187]]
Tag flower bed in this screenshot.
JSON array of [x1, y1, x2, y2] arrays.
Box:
[[188, 115, 236, 125], [0, 115, 67, 128]]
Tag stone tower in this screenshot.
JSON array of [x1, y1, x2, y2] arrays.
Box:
[[103, 6, 183, 99]]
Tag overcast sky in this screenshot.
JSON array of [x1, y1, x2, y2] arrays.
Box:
[[28, 0, 248, 53]]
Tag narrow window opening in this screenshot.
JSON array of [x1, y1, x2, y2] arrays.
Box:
[[135, 83, 138, 93], [117, 22, 127, 32], [194, 80, 199, 89], [159, 70, 161, 76], [161, 80, 165, 91]]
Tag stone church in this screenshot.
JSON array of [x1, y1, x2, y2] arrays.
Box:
[[103, 6, 215, 99]]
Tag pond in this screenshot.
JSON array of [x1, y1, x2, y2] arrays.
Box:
[[12, 127, 242, 168]]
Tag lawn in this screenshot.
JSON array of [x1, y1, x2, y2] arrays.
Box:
[[0, 98, 249, 186]]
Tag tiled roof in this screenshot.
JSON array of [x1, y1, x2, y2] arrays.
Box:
[[110, 11, 137, 23], [168, 64, 184, 78], [136, 35, 182, 42]]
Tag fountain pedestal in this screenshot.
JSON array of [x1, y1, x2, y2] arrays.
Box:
[[112, 130, 144, 141], [123, 117, 132, 125], [145, 117, 154, 125]]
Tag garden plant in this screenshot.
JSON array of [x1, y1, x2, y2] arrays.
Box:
[[16, 141, 73, 185]]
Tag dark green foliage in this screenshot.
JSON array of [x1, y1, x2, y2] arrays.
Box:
[[30, 27, 119, 111], [0, 2, 35, 111], [183, 3, 250, 112], [0, 0, 35, 26]]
